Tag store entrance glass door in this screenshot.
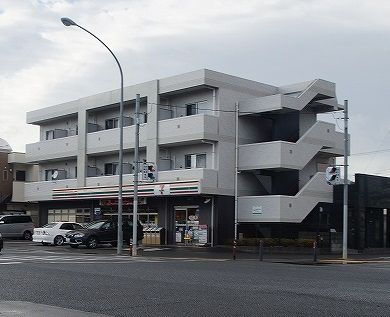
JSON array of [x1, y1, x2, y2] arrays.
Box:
[[174, 206, 199, 244]]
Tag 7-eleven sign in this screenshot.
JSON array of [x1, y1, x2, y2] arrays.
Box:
[[154, 184, 170, 196]]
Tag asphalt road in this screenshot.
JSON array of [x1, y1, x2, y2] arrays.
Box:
[[0, 241, 389, 316]]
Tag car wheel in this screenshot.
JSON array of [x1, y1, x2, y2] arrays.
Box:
[[86, 236, 98, 249], [70, 244, 79, 249], [23, 231, 32, 240], [54, 235, 65, 246]]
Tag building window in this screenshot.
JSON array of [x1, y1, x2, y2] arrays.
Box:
[[186, 103, 198, 116], [46, 130, 54, 140], [184, 154, 206, 169], [15, 170, 26, 181], [185, 101, 208, 116], [105, 118, 119, 130], [3, 170, 8, 181], [45, 169, 66, 181], [104, 163, 119, 175], [104, 163, 132, 175]]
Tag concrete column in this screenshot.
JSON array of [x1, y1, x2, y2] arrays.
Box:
[[77, 109, 87, 187], [146, 80, 159, 165]]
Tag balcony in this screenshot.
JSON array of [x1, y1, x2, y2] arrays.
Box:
[[86, 124, 148, 154], [237, 172, 332, 223], [26, 136, 78, 163], [238, 121, 344, 171], [24, 179, 78, 202], [158, 114, 219, 145]]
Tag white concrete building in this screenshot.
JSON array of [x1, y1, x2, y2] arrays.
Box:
[[23, 69, 343, 245]]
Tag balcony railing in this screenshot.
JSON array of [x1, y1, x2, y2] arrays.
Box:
[[86, 124, 148, 154], [26, 135, 78, 163], [158, 114, 219, 145]]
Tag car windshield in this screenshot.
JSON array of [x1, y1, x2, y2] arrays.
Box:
[[42, 223, 57, 228], [86, 221, 106, 229], [82, 221, 101, 228]]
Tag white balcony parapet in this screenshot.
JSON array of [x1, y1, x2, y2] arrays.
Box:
[[238, 172, 332, 223], [24, 179, 78, 202], [87, 124, 147, 154], [158, 114, 219, 145], [239, 121, 344, 171], [26, 136, 78, 163], [239, 79, 339, 114]]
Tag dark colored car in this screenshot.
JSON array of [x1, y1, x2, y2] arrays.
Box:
[[65, 219, 143, 249], [0, 232, 3, 252]]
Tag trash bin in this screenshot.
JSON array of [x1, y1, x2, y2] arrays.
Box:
[[143, 227, 165, 245]]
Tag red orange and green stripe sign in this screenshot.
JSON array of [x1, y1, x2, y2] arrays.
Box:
[[52, 180, 200, 200]]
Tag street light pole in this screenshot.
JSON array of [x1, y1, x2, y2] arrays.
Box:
[[132, 94, 140, 256], [61, 17, 125, 255], [343, 100, 349, 260]]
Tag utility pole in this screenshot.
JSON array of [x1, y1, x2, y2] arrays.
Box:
[[343, 100, 349, 260], [234, 102, 239, 241], [132, 94, 140, 256]]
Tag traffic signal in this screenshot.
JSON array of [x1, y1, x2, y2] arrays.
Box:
[[147, 164, 156, 181], [141, 161, 148, 180], [141, 161, 157, 182], [325, 166, 340, 185]]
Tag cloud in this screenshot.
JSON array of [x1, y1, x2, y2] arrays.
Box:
[[0, 0, 390, 179]]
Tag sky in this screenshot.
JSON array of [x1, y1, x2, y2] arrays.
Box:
[[1, 0, 390, 179]]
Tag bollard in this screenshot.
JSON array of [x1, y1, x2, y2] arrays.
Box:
[[313, 241, 318, 263], [259, 240, 264, 261], [129, 242, 133, 256], [233, 240, 237, 260]]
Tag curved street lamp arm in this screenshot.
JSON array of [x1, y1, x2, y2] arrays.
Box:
[[74, 24, 123, 82]]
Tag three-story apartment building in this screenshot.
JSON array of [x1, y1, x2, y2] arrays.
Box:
[[24, 69, 344, 245]]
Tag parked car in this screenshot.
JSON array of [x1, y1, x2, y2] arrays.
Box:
[[33, 222, 84, 246], [65, 219, 144, 249], [0, 232, 3, 252], [0, 215, 34, 240]]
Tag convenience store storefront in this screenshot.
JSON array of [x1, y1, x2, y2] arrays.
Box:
[[38, 180, 235, 246]]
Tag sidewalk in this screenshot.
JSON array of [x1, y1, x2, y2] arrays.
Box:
[[127, 245, 390, 265]]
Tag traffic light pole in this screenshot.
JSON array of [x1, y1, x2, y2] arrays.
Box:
[[342, 100, 349, 260], [132, 93, 140, 256]]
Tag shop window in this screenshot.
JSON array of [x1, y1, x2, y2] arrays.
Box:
[[76, 208, 91, 224], [184, 154, 206, 169]]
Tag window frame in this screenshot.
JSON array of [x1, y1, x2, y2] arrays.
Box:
[[184, 153, 207, 169]]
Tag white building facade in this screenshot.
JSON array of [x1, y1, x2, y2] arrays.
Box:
[[23, 69, 344, 245]]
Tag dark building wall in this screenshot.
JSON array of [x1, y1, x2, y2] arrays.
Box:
[[215, 195, 234, 245], [0, 152, 12, 206], [334, 174, 390, 250]]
